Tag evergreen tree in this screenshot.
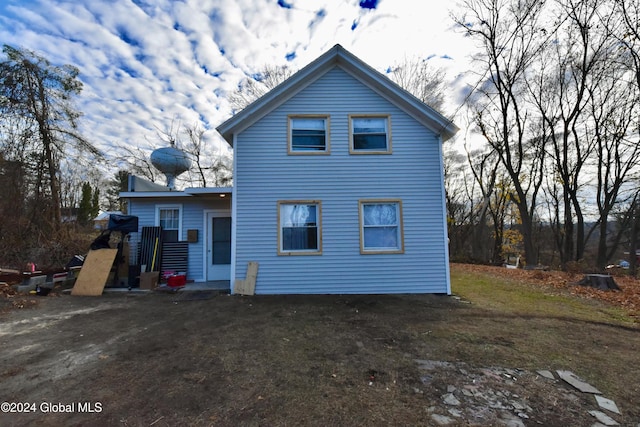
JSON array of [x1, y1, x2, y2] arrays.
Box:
[[78, 182, 93, 225]]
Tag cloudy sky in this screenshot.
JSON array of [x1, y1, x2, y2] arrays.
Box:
[[0, 0, 474, 162]]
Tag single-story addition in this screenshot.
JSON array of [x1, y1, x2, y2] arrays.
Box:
[[121, 44, 458, 294]]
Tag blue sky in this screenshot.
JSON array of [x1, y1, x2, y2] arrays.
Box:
[[0, 0, 472, 159]]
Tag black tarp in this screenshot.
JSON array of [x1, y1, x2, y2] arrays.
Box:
[[108, 214, 138, 233]]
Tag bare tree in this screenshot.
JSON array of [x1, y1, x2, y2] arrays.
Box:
[[113, 143, 162, 183], [227, 64, 295, 112], [611, 0, 640, 91], [629, 192, 640, 277], [589, 61, 640, 268], [607, 0, 640, 273], [387, 56, 448, 113], [464, 145, 500, 263], [182, 123, 232, 187], [525, 0, 616, 267], [454, 0, 548, 265], [443, 147, 475, 260]]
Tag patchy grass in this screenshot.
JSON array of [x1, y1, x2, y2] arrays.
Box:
[[451, 266, 635, 325]]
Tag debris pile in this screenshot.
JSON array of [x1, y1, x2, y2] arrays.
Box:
[[415, 359, 625, 426]]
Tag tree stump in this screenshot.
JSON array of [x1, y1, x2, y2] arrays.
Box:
[[576, 274, 620, 291]]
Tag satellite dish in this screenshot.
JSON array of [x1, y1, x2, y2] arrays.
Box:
[[150, 146, 191, 190]]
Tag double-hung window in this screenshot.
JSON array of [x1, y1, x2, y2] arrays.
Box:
[[359, 200, 403, 254], [288, 115, 330, 154], [278, 201, 322, 255], [157, 204, 182, 242], [349, 115, 391, 153]]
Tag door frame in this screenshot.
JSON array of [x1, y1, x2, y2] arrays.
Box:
[[203, 208, 231, 281]]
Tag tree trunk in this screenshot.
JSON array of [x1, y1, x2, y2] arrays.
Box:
[[562, 195, 574, 268], [574, 201, 585, 262], [471, 208, 490, 263], [40, 122, 62, 230], [516, 199, 538, 266], [596, 217, 609, 269]]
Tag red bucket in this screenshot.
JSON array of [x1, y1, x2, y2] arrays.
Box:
[[167, 274, 186, 288]]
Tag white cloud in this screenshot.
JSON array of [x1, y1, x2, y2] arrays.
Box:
[[0, 0, 475, 167]]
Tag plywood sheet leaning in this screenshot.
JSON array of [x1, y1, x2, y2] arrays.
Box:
[[234, 261, 258, 296], [71, 249, 118, 296]]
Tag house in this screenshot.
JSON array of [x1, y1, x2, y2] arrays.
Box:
[[121, 44, 458, 294], [93, 211, 124, 230]]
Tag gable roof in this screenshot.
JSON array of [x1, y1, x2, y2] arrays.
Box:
[[216, 44, 459, 145]]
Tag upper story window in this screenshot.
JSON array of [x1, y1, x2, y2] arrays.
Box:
[[359, 200, 403, 254], [278, 201, 322, 255], [288, 115, 330, 154], [156, 204, 182, 243], [349, 115, 392, 154]]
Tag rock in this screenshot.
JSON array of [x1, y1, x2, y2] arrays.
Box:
[[448, 408, 462, 418], [595, 396, 621, 415], [588, 410, 619, 426], [537, 369, 555, 380], [557, 370, 602, 394], [447, 385, 457, 393], [461, 388, 475, 397], [511, 401, 526, 411], [430, 414, 455, 425], [498, 411, 525, 427], [442, 393, 461, 406]]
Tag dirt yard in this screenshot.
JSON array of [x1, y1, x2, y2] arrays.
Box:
[[0, 264, 639, 426]]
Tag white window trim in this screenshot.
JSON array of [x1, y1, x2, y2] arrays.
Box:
[[277, 200, 323, 255], [359, 199, 404, 254], [155, 204, 183, 240], [349, 114, 392, 154], [287, 115, 331, 155]]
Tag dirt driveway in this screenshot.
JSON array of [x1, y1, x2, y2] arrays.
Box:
[[1, 286, 639, 426]]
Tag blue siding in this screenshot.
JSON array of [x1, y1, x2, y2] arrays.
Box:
[[127, 197, 230, 282], [234, 67, 449, 294]]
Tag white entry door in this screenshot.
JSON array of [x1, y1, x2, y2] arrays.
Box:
[[206, 212, 231, 281]]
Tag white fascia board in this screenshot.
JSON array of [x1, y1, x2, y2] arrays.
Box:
[[119, 191, 192, 198], [120, 188, 233, 199], [184, 187, 233, 196]]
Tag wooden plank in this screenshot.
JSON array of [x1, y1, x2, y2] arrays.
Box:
[[245, 261, 258, 295], [71, 249, 118, 296], [234, 261, 258, 295], [233, 279, 246, 295]]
